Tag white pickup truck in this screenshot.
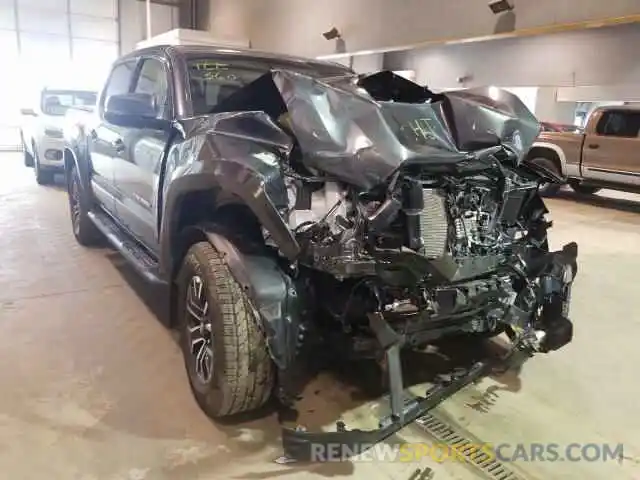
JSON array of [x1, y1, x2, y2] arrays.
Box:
[[20, 88, 97, 184]]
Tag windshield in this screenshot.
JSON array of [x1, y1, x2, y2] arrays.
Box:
[[41, 90, 97, 116], [186, 56, 355, 116]]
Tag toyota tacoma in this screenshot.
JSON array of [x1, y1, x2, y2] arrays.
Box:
[[63, 45, 578, 460]]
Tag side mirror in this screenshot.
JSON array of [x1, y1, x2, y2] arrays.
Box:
[[104, 93, 170, 130], [20, 108, 37, 116]]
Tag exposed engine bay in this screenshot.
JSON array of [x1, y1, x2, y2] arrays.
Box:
[[283, 155, 570, 352]]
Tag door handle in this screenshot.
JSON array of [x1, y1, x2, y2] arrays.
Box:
[[89, 129, 98, 140], [112, 138, 125, 153], [587, 143, 600, 149]]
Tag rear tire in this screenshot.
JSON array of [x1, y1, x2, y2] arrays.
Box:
[[570, 182, 601, 195], [529, 157, 562, 196], [22, 142, 34, 168], [67, 164, 102, 246], [177, 241, 274, 418], [24, 150, 34, 168], [34, 145, 54, 185]]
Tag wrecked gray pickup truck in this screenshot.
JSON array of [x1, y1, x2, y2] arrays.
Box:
[[63, 44, 578, 460]]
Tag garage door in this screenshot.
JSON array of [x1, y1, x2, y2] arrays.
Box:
[[0, 0, 119, 150]]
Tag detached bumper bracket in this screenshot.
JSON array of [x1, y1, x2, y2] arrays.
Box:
[[281, 243, 578, 462], [281, 360, 491, 462]]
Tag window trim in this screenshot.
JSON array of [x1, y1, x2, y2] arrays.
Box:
[[130, 54, 175, 121], [99, 59, 138, 119]]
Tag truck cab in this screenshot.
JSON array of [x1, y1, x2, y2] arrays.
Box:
[[63, 44, 352, 262], [529, 106, 640, 195], [577, 107, 640, 186]]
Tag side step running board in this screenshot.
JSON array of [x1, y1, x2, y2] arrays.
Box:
[[88, 210, 167, 286]]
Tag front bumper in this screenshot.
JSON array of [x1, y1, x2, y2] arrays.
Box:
[[280, 242, 579, 462]]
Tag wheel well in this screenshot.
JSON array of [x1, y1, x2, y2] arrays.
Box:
[[527, 147, 562, 174], [167, 193, 265, 328], [169, 192, 264, 280]]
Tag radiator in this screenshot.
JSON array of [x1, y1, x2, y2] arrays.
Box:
[[419, 189, 450, 259]]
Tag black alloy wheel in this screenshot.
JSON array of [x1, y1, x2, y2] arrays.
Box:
[[184, 274, 214, 385], [177, 241, 274, 418], [67, 165, 101, 246], [69, 172, 82, 237]]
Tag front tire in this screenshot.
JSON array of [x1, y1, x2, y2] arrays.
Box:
[[22, 139, 34, 168], [529, 157, 562, 196], [177, 241, 274, 418], [67, 165, 101, 246]]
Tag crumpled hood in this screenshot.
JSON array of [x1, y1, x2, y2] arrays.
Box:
[[212, 69, 541, 190]]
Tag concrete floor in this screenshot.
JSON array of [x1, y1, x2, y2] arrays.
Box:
[[0, 152, 638, 479]]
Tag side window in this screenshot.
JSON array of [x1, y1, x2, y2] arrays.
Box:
[[101, 61, 136, 112], [595, 111, 640, 138], [133, 58, 170, 119]]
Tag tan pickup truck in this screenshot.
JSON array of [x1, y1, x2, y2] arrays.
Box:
[[527, 106, 640, 195]]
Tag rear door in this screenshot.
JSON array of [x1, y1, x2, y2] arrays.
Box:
[[113, 56, 173, 254], [581, 110, 640, 186], [91, 60, 137, 216]]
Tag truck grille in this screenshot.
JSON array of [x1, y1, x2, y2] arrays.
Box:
[[419, 189, 449, 258]]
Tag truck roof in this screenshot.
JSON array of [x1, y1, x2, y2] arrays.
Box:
[[42, 87, 97, 93], [591, 104, 640, 113], [122, 44, 353, 75]]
